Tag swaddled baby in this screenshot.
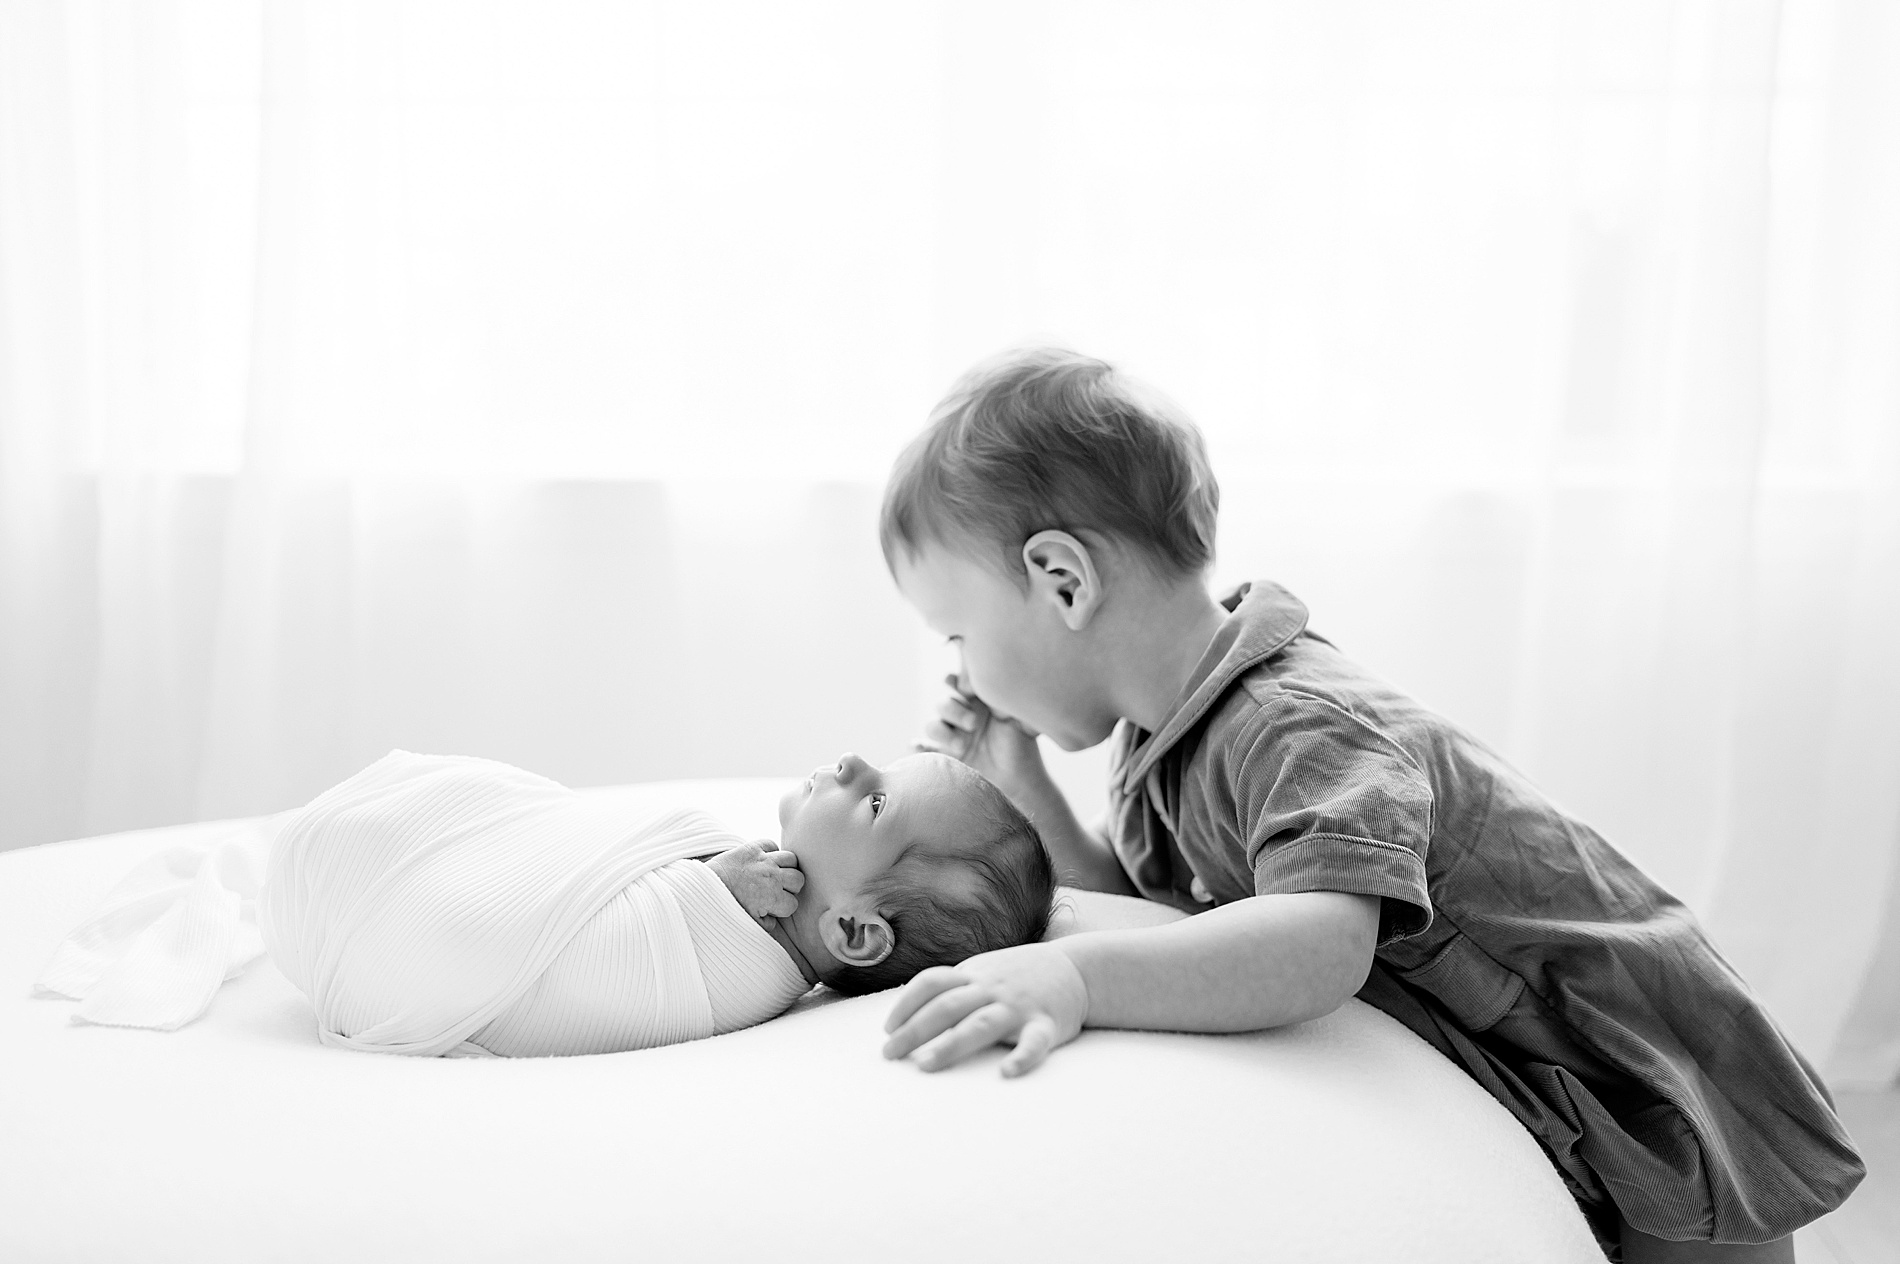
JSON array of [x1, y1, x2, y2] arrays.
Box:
[[261, 749, 1054, 1057]]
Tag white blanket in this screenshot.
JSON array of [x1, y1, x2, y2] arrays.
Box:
[[38, 752, 809, 1057]]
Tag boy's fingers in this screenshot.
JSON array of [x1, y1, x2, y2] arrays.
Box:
[[1000, 1016, 1059, 1078], [920, 720, 969, 755], [770, 892, 797, 917], [882, 986, 993, 1060], [882, 966, 967, 1035], [945, 675, 990, 712], [935, 697, 976, 730], [769, 849, 799, 868], [780, 869, 805, 893], [914, 1002, 1019, 1072], [752, 838, 778, 852]]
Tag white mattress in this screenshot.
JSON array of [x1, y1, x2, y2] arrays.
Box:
[[0, 778, 1601, 1263]]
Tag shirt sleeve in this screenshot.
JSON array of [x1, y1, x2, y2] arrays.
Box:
[[1232, 690, 1435, 943]]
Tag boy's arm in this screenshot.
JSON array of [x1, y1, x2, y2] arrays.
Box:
[[882, 889, 1380, 1076], [1000, 767, 1137, 898], [919, 677, 1136, 897]]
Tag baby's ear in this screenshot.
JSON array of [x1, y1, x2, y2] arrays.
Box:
[[819, 908, 893, 969]]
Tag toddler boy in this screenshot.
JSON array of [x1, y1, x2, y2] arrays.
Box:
[[875, 347, 1862, 1262]]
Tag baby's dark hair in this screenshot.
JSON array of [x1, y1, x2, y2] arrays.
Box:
[[879, 345, 1220, 583], [825, 770, 1055, 996]]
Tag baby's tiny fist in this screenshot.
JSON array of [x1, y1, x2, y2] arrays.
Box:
[[708, 841, 803, 925]]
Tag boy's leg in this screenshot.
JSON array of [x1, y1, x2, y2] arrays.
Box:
[[1619, 1221, 1795, 1263]]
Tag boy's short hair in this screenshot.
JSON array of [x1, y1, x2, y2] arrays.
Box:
[[825, 773, 1055, 997], [880, 346, 1220, 581]]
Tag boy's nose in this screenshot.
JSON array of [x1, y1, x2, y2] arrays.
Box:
[[836, 752, 871, 784]]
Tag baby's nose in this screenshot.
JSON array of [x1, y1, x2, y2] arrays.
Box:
[[836, 752, 870, 783]]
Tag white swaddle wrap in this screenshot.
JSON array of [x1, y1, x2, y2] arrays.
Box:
[[37, 752, 811, 1056], [265, 752, 811, 1056]]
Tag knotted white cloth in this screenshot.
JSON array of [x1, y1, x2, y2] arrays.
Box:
[[32, 823, 275, 1030], [37, 752, 810, 1056]]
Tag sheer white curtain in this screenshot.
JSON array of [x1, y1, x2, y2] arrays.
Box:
[[2, 0, 1896, 1082]]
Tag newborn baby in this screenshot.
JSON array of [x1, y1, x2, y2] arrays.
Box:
[[262, 749, 1054, 1057]]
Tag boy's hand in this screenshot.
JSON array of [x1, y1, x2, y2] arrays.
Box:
[[916, 674, 1047, 804], [706, 840, 803, 927], [881, 941, 1088, 1077]]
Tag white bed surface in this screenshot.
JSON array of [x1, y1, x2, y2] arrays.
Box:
[[1, 778, 1601, 1263]]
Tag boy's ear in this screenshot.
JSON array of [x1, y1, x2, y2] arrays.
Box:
[[1021, 530, 1102, 631], [819, 906, 894, 969]]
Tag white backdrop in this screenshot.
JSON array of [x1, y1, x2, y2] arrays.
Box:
[[2, 0, 1897, 1083]]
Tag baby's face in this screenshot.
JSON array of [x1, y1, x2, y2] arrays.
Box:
[[777, 752, 979, 916]]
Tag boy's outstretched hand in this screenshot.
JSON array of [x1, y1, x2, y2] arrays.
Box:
[[706, 840, 803, 928], [916, 674, 1047, 807], [881, 941, 1089, 1077]]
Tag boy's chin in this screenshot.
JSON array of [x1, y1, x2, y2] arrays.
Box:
[[1047, 720, 1117, 752]]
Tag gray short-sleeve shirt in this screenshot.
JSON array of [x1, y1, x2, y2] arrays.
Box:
[[1105, 580, 1862, 1249]]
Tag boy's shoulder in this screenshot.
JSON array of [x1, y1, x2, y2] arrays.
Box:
[[1107, 582, 1438, 927], [1118, 581, 1418, 789]]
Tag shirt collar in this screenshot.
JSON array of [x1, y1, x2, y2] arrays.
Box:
[[1117, 580, 1309, 791]]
